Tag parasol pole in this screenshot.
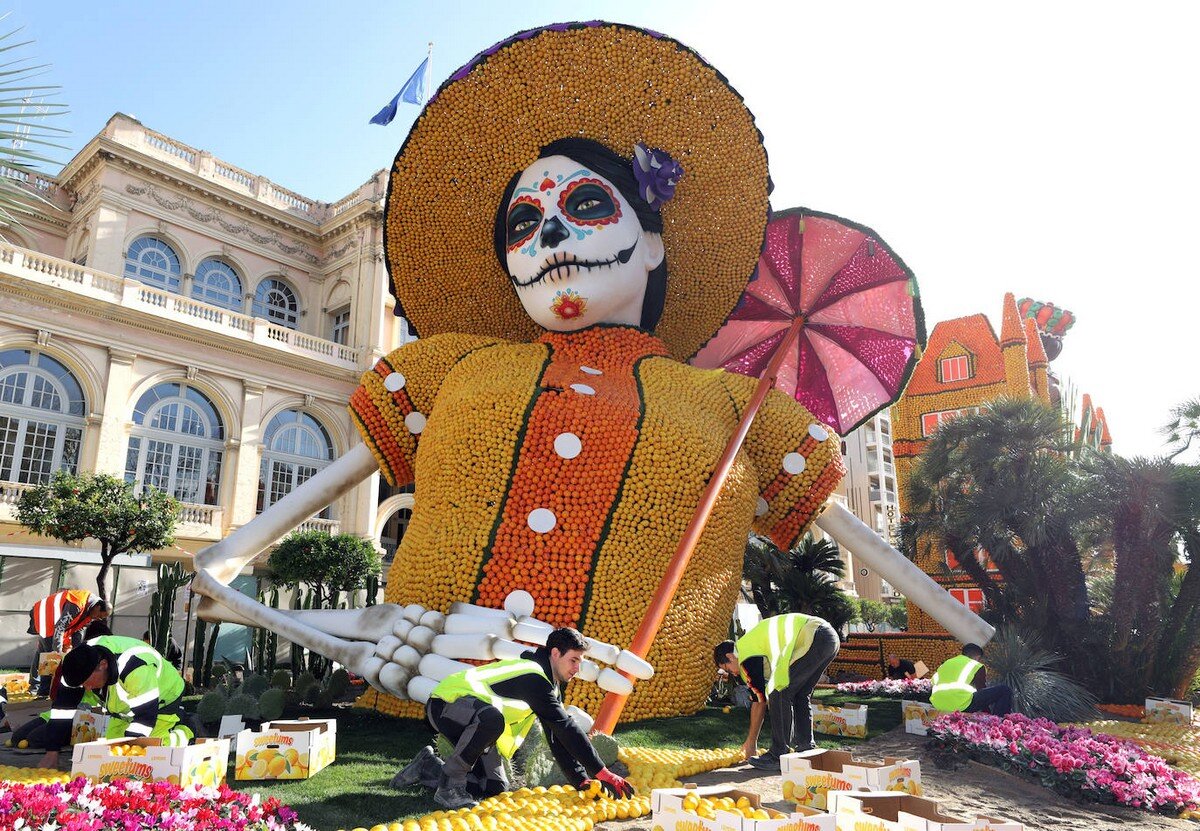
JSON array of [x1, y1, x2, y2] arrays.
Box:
[[592, 316, 806, 735]]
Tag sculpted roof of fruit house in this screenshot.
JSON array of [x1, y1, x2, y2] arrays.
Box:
[[904, 313, 1007, 396]]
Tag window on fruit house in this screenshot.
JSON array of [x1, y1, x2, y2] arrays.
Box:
[[949, 587, 986, 614], [939, 354, 972, 382]]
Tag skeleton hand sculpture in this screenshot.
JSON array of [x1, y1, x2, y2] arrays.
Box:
[[190, 445, 653, 706]]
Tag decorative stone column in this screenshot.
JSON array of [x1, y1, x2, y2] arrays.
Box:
[[228, 381, 267, 529], [92, 348, 137, 476], [88, 202, 131, 277]]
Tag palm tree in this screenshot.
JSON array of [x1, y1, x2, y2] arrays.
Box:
[[0, 22, 68, 237], [905, 397, 1097, 683], [1162, 396, 1200, 462], [743, 533, 858, 632]]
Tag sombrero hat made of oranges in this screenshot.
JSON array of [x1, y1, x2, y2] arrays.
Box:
[[383, 20, 770, 361]]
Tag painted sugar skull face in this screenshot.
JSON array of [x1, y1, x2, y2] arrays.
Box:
[[503, 155, 664, 331]]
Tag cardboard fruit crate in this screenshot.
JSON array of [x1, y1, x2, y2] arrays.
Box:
[[782, 749, 921, 811], [37, 652, 64, 677], [70, 710, 110, 745], [71, 736, 229, 786], [234, 718, 336, 780], [1145, 697, 1194, 725], [813, 703, 868, 738], [902, 700, 940, 736], [652, 784, 835, 831], [828, 792, 1023, 830]]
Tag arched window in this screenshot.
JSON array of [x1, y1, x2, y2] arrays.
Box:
[[126, 383, 224, 505], [0, 350, 86, 484], [124, 237, 182, 293], [258, 409, 334, 516], [252, 278, 300, 329], [192, 258, 243, 312]]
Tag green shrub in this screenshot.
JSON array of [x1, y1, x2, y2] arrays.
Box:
[[225, 693, 260, 720], [197, 691, 227, 724], [270, 670, 292, 690], [258, 688, 286, 722], [985, 627, 1097, 722], [241, 674, 270, 698]]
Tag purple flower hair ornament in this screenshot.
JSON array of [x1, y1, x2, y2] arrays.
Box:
[[632, 143, 683, 210]]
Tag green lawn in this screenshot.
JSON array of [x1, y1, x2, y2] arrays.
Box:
[[233, 696, 902, 831]]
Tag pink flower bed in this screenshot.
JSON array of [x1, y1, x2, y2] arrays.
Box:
[[928, 712, 1200, 815], [835, 677, 932, 699], [0, 777, 312, 830]]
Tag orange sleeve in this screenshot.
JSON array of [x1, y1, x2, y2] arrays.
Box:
[[349, 333, 504, 486], [717, 374, 846, 550]]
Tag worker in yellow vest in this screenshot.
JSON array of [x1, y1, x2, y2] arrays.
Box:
[[713, 612, 841, 772], [392, 628, 634, 810], [930, 643, 1012, 715]]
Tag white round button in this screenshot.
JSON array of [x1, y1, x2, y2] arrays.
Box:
[[782, 452, 806, 475], [570, 383, 596, 395], [756, 497, 769, 517], [580, 366, 603, 375], [527, 508, 557, 534], [554, 432, 582, 459], [384, 372, 406, 392], [808, 424, 830, 442], [404, 412, 427, 434]]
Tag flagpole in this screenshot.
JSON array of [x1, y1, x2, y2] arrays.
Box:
[[425, 42, 433, 102]]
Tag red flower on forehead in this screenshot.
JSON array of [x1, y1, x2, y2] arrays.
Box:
[[539, 177, 556, 191]]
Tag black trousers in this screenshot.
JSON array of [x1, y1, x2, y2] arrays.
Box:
[[766, 623, 840, 757], [427, 697, 509, 797]]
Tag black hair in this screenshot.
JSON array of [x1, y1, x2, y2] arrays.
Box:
[[962, 643, 984, 659], [713, 640, 736, 667], [546, 627, 588, 655], [493, 137, 668, 330]]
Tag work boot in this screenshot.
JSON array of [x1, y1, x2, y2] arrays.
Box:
[[748, 753, 781, 772], [433, 783, 478, 810], [391, 745, 444, 790]]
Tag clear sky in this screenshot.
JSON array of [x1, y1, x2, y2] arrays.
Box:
[[11, 1, 1199, 459]]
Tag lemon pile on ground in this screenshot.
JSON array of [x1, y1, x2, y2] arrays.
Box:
[[618, 746, 744, 790], [0, 765, 73, 784], [341, 784, 651, 831]]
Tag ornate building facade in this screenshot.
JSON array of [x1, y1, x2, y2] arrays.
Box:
[[0, 114, 410, 664]]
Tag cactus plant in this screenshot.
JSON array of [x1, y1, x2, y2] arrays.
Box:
[[148, 563, 189, 661], [241, 673, 270, 698], [202, 624, 221, 688], [270, 669, 291, 690], [326, 668, 350, 699], [197, 691, 228, 725], [257, 688, 286, 722], [224, 693, 260, 720]]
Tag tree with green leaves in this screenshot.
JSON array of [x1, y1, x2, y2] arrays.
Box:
[[1162, 396, 1200, 462], [857, 598, 890, 632], [266, 531, 382, 611], [906, 396, 1200, 700], [0, 23, 69, 237], [743, 533, 858, 633], [16, 472, 179, 600], [885, 602, 908, 631]]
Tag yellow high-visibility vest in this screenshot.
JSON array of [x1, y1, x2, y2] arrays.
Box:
[[431, 658, 551, 758], [930, 655, 983, 712], [734, 613, 820, 695]]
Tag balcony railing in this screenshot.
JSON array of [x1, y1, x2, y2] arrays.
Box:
[[295, 516, 340, 535], [0, 242, 362, 370], [101, 116, 383, 225]]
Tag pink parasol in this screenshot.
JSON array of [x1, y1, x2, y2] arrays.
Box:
[[691, 207, 925, 435]]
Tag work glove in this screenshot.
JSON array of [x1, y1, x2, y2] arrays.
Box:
[[594, 766, 636, 799]]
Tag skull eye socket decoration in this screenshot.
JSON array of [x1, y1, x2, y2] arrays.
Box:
[[506, 196, 543, 252], [557, 179, 621, 226]]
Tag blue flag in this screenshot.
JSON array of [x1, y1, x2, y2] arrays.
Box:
[[370, 56, 429, 126]]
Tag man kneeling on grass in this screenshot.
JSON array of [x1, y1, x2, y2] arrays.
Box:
[[392, 627, 634, 809]]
